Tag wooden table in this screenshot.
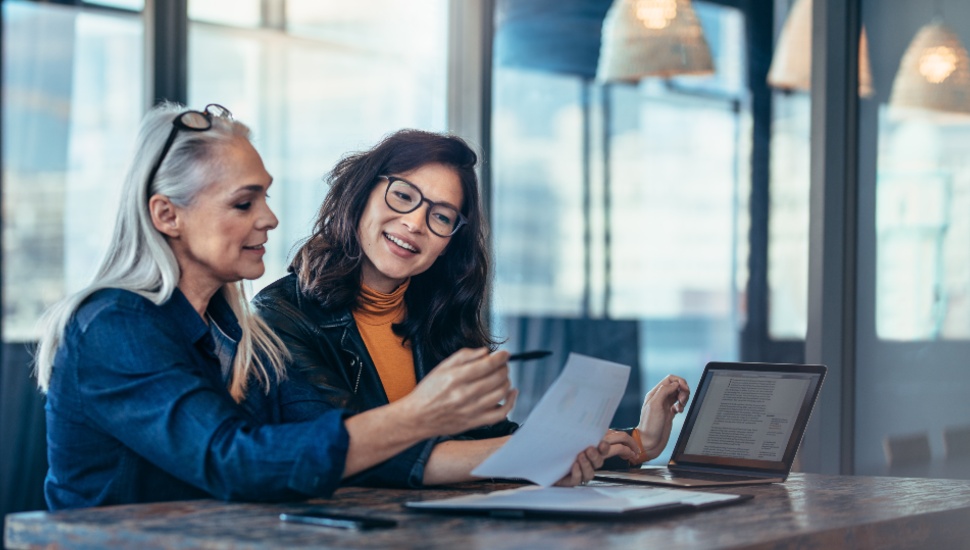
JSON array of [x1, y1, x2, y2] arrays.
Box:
[[6, 473, 970, 549]]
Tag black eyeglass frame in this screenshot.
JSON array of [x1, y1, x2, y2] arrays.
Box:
[[145, 103, 233, 198], [379, 175, 468, 237]]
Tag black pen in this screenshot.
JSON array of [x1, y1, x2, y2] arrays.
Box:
[[507, 350, 553, 362]]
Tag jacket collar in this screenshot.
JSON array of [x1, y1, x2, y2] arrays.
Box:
[[165, 287, 241, 346], [287, 273, 432, 381]]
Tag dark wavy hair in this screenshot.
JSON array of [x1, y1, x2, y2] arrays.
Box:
[[291, 129, 496, 364]]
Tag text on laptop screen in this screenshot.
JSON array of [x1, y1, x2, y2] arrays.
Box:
[[670, 363, 825, 474], [684, 371, 812, 461]]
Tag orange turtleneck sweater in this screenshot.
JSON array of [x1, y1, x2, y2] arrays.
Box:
[[352, 281, 416, 403]]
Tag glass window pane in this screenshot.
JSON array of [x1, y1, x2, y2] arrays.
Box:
[[84, 0, 143, 10], [189, 0, 450, 291], [764, 0, 815, 341], [189, 0, 261, 27], [855, 0, 970, 479], [491, 70, 586, 317], [2, 1, 143, 341], [768, 92, 810, 339]]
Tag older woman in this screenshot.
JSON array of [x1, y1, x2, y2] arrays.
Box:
[[35, 104, 590, 510], [253, 129, 691, 487]]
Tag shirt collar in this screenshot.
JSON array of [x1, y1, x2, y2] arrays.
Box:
[[164, 287, 242, 345]]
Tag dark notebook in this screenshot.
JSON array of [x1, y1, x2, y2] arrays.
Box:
[[596, 361, 826, 488], [405, 484, 751, 519]]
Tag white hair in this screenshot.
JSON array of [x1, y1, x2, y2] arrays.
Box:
[[35, 102, 288, 401]]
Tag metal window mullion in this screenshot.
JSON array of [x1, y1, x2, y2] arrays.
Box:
[[144, 0, 188, 108], [803, 0, 860, 475]]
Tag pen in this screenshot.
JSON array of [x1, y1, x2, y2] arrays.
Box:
[[507, 350, 553, 362]]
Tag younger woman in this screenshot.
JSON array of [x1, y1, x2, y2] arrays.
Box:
[[253, 129, 690, 487]]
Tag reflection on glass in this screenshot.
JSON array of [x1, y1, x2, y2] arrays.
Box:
[[876, 114, 970, 340], [189, 0, 261, 27], [2, 1, 143, 340]]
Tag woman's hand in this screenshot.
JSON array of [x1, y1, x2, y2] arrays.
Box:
[[635, 374, 691, 461], [554, 441, 611, 487], [601, 430, 640, 462], [397, 348, 517, 439]]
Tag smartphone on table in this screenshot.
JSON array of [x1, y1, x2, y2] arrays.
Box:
[[279, 509, 397, 530]]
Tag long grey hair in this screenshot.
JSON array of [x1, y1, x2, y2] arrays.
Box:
[[34, 102, 287, 401]]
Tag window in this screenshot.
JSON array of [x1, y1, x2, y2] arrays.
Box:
[[188, 0, 451, 290], [490, 0, 750, 460], [875, 117, 970, 340], [2, 0, 143, 340], [1, 1, 453, 343]]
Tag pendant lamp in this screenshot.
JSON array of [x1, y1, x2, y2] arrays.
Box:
[[888, 21, 970, 117], [766, 0, 874, 97], [596, 0, 714, 83]]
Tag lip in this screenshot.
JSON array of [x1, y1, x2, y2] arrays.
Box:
[[242, 243, 266, 255], [383, 232, 420, 255]]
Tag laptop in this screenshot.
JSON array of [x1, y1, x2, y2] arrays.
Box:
[[595, 361, 826, 488]]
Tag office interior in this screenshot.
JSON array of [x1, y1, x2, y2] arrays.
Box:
[[2, 0, 969, 520]]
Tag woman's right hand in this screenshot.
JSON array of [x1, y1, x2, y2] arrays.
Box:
[[399, 347, 517, 439]]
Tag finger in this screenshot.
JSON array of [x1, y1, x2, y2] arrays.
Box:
[[653, 378, 686, 404], [586, 445, 606, 470], [475, 389, 518, 427], [470, 379, 513, 411], [603, 431, 638, 458], [490, 349, 512, 365], [504, 388, 519, 411], [457, 363, 511, 400], [561, 461, 582, 487], [489, 389, 517, 420], [439, 347, 495, 379], [660, 376, 689, 405], [466, 355, 511, 386], [439, 347, 489, 369], [573, 461, 585, 486], [598, 440, 611, 455], [577, 449, 595, 481]]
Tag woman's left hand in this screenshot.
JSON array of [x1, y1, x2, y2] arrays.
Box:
[[553, 441, 610, 487], [635, 374, 691, 462]]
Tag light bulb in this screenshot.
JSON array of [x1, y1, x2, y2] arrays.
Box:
[[919, 46, 958, 84], [635, 0, 677, 30]]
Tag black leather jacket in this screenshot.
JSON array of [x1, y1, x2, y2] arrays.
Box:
[[252, 273, 519, 488]]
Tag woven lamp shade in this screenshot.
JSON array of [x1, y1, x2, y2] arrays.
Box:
[[596, 0, 714, 83], [766, 0, 874, 97], [889, 21, 970, 117]]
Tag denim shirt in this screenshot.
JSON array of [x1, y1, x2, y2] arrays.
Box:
[[44, 287, 350, 510]]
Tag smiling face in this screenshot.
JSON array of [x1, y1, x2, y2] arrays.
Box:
[[357, 162, 463, 293], [166, 136, 278, 297]]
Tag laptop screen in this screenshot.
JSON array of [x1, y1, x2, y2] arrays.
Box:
[[668, 362, 826, 476]]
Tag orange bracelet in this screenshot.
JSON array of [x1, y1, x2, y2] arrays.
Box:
[[629, 429, 650, 466]]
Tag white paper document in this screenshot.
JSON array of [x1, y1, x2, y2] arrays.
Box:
[[471, 353, 630, 486], [407, 485, 743, 514]]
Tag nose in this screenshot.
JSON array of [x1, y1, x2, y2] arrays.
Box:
[[258, 200, 279, 231], [400, 204, 428, 233]]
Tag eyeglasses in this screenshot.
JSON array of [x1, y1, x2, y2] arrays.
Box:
[[145, 103, 233, 198], [380, 175, 467, 237]]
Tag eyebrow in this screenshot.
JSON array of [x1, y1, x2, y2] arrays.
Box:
[[229, 182, 272, 198]]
